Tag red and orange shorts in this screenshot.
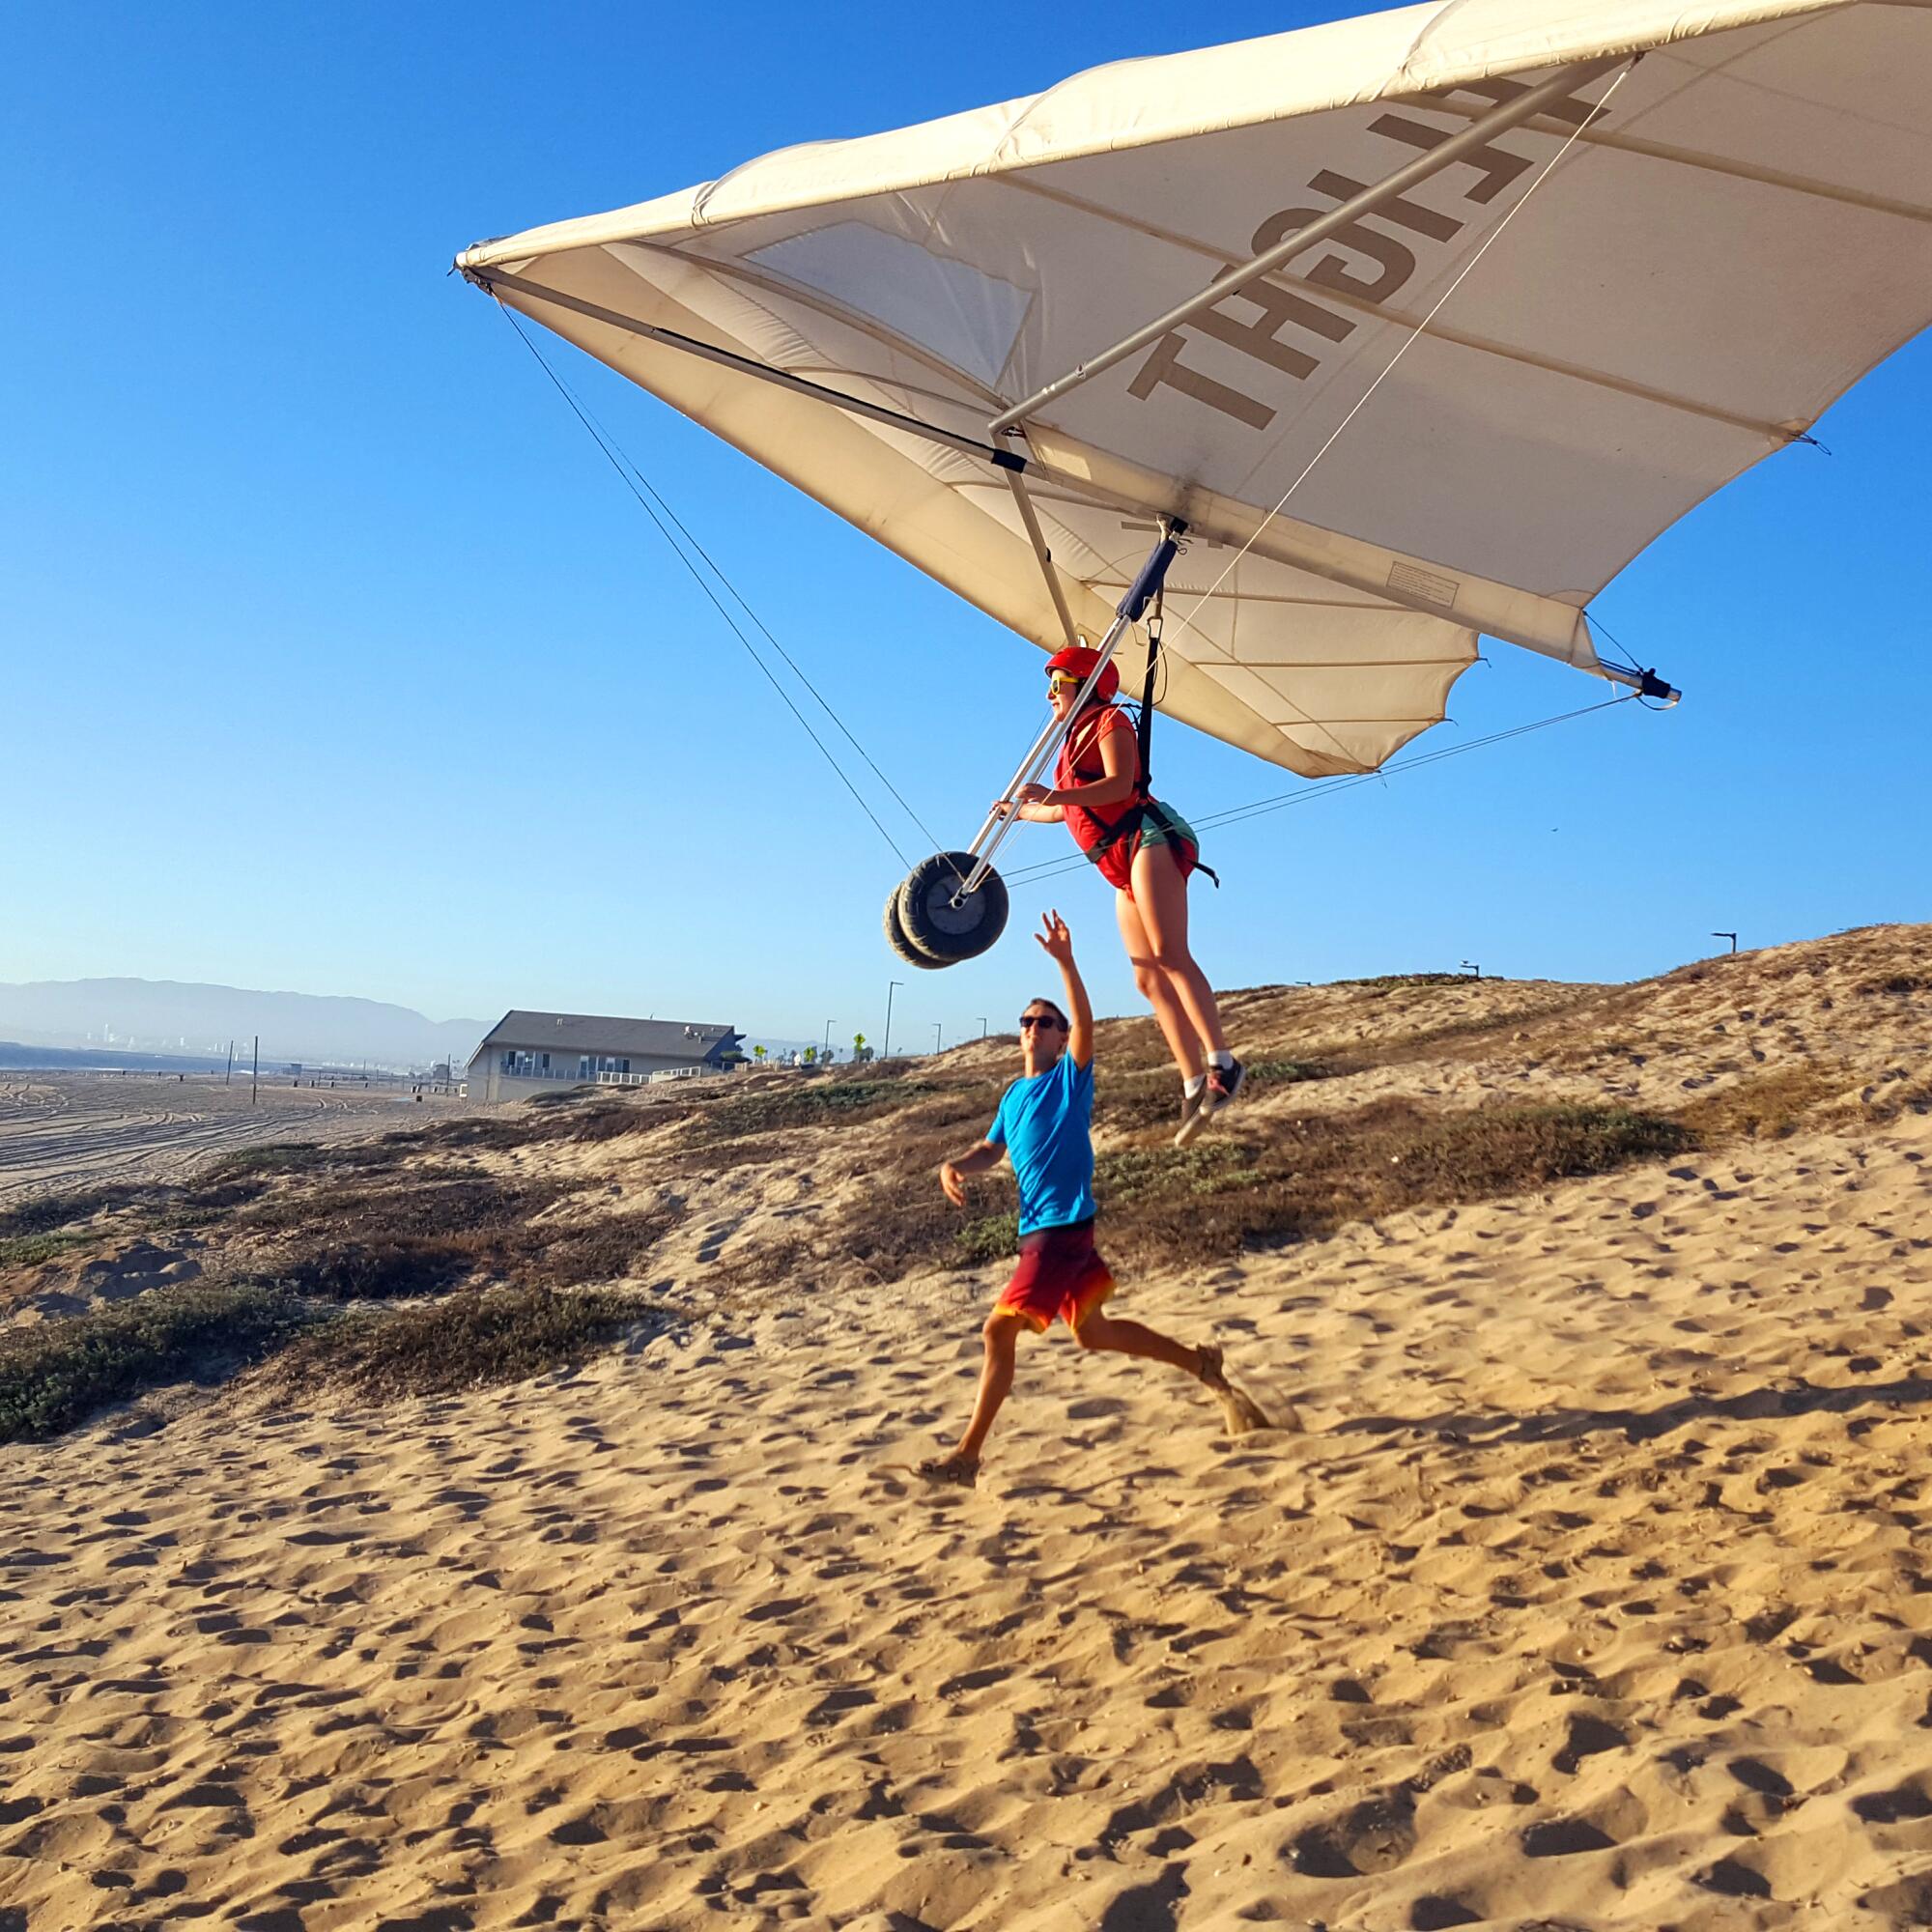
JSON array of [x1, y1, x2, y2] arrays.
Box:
[[994, 1219, 1116, 1333]]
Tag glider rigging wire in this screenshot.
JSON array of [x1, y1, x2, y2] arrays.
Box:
[[998, 692, 1639, 889], [498, 306, 944, 869], [1165, 60, 1640, 760]]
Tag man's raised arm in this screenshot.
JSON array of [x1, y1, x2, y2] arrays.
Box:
[[1036, 910, 1094, 1068]]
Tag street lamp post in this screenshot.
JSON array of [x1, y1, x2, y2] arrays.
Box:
[[977, 1017, 988, 1039], [932, 1022, 943, 1055], [824, 1019, 834, 1054], [884, 981, 901, 1061]]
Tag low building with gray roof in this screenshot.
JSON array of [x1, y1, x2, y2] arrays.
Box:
[[465, 1010, 744, 1102]]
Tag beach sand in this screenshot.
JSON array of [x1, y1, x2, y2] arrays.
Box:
[[4, 928, 1931, 1929], [0, 1073, 484, 1209]]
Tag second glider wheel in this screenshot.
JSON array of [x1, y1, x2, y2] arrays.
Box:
[[885, 882, 949, 970], [894, 851, 1009, 967]]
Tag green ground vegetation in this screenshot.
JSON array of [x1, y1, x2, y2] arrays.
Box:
[[0, 1283, 318, 1443]]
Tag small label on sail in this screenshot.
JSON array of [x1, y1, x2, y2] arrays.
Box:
[[1387, 561, 1458, 610]]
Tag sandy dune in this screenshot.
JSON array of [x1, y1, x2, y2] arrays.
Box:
[[4, 928, 1931, 1930]]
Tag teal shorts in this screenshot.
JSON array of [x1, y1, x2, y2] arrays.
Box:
[[1139, 805, 1197, 852], [1087, 800, 1200, 890]]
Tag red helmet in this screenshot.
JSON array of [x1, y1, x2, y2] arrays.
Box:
[[1045, 644, 1119, 703]]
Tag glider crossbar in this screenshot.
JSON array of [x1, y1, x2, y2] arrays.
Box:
[[987, 53, 1622, 435], [465, 265, 1029, 475], [1598, 662, 1679, 702], [956, 521, 1185, 899]]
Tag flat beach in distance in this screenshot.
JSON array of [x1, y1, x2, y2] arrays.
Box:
[[4, 924, 1931, 1929], [0, 1072, 487, 1209]]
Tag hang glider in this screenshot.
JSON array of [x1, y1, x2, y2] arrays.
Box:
[[459, 0, 1932, 787]]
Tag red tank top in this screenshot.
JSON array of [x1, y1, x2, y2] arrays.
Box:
[[1055, 703, 1148, 858]]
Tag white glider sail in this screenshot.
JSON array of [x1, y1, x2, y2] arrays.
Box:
[[460, 0, 1932, 778]]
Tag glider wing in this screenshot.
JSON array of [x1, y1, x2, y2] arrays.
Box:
[[461, 0, 1932, 777]]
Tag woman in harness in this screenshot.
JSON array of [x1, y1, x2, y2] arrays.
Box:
[[996, 644, 1243, 1146]]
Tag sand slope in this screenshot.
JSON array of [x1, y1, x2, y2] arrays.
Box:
[[5, 929, 1932, 1930]]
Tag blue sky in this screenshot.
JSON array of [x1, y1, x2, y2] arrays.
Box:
[[5, 3, 1927, 1049]]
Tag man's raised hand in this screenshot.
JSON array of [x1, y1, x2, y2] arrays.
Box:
[[1034, 910, 1075, 963]]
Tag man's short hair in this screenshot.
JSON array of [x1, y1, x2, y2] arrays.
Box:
[[1026, 998, 1070, 1029]]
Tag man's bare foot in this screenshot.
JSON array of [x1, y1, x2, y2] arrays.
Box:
[[1217, 1380, 1288, 1435], [916, 1454, 980, 1489], [1197, 1343, 1294, 1435]]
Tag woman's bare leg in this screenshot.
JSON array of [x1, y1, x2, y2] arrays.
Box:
[[1117, 889, 1205, 1081], [1129, 843, 1228, 1056]]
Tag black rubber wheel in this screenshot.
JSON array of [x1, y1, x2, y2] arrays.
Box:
[[884, 882, 948, 970], [895, 851, 1009, 967]]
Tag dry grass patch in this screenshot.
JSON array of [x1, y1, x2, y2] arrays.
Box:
[[1081, 1060, 1334, 1136], [270, 1286, 663, 1404], [696, 1078, 938, 1141], [245, 1178, 685, 1302], [0, 1185, 149, 1239], [1332, 972, 1469, 991], [1097, 1100, 1691, 1270], [703, 1236, 813, 1296], [1861, 1074, 1932, 1124], [1337, 993, 1604, 1071], [237, 1173, 526, 1236], [520, 1098, 674, 1145], [1677, 1064, 1850, 1142]]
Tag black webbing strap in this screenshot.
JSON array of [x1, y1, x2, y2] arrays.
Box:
[[1136, 589, 1162, 789]]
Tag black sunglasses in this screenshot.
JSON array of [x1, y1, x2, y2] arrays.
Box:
[[1018, 1013, 1065, 1030]]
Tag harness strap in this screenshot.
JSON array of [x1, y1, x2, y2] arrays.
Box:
[[1065, 692, 1220, 889], [1084, 798, 1221, 890], [1136, 590, 1161, 791]]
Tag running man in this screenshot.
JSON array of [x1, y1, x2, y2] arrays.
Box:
[[994, 646, 1241, 1147], [916, 911, 1271, 1489]]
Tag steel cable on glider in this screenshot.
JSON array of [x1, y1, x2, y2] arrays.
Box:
[[1161, 60, 1640, 771], [498, 305, 937, 869], [535, 330, 952, 855], [998, 692, 1637, 888]]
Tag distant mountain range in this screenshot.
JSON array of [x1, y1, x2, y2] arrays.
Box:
[[0, 979, 486, 1071]]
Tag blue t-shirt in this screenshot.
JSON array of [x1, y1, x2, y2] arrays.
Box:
[[988, 1051, 1095, 1235]]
